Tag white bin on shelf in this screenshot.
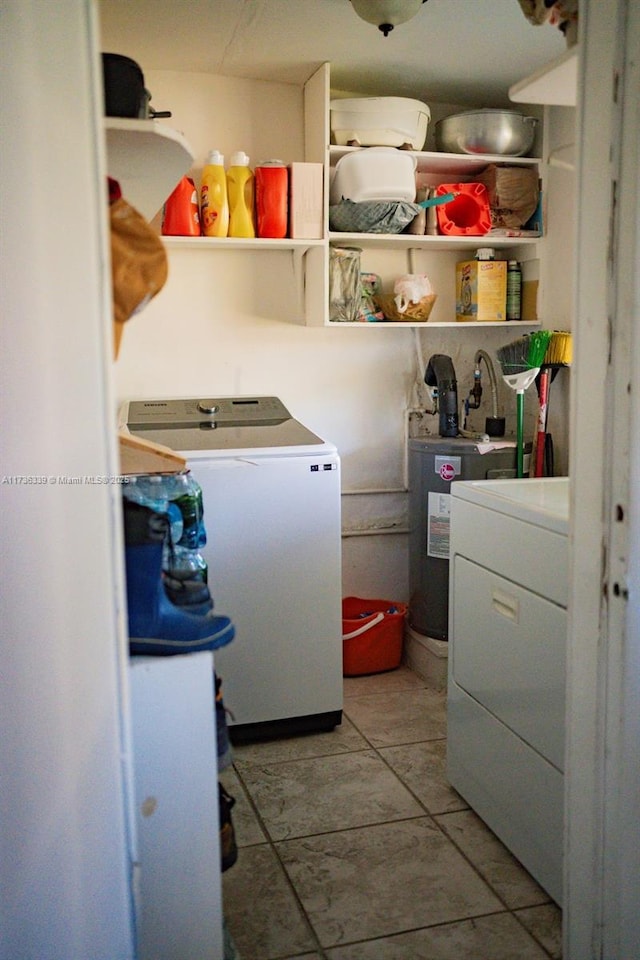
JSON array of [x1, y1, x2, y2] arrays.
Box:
[[330, 96, 430, 150], [330, 147, 417, 204]]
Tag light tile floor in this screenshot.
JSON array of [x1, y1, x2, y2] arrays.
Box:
[[221, 666, 562, 960]]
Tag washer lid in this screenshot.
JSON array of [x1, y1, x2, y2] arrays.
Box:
[[123, 396, 326, 453]]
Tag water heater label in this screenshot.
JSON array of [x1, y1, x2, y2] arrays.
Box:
[[435, 456, 461, 481], [427, 492, 451, 559]]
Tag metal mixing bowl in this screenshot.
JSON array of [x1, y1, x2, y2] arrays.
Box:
[[435, 110, 538, 157]]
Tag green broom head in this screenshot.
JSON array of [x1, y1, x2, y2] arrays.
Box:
[[496, 330, 553, 376]]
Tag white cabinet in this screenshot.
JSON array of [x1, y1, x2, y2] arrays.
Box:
[[129, 652, 223, 960], [447, 478, 569, 905]]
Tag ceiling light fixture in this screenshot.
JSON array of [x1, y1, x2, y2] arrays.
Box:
[[350, 0, 428, 37]]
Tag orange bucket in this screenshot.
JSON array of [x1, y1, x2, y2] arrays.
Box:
[[342, 597, 407, 676], [435, 182, 491, 236]]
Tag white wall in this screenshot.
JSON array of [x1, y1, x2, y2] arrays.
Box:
[[0, 2, 134, 957]]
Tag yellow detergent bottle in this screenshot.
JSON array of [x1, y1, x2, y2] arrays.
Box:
[[200, 150, 229, 238], [226, 151, 256, 238]]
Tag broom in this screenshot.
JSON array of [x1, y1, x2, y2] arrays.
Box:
[[533, 331, 573, 477], [496, 330, 553, 479]]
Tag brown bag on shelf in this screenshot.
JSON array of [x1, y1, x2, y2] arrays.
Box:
[[476, 164, 539, 229], [109, 178, 168, 358]]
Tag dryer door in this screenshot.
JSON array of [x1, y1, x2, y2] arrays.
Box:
[[451, 555, 566, 770]]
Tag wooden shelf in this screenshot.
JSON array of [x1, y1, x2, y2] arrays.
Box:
[[118, 432, 186, 476], [105, 118, 194, 220]]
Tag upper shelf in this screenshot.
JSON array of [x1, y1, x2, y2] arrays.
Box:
[[104, 118, 194, 221], [329, 145, 541, 174], [509, 46, 578, 107]]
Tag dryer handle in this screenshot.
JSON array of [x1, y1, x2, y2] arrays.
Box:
[[492, 589, 520, 624], [342, 612, 385, 640]]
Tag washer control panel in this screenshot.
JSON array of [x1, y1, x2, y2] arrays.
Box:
[[127, 396, 290, 429]]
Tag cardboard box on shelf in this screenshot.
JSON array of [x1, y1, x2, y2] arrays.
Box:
[[521, 258, 539, 322], [288, 162, 323, 239], [456, 259, 507, 322]]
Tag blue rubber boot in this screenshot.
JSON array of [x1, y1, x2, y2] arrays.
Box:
[[163, 570, 214, 616], [123, 500, 234, 655]]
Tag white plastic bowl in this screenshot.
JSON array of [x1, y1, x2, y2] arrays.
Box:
[[330, 147, 418, 204], [330, 97, 430, 150]]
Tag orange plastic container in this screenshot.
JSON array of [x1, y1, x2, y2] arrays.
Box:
[[162, 176, 201, 236], [435, 182, 491, 236], [342, 597, 407, 676], [255, 161, 288, 238]]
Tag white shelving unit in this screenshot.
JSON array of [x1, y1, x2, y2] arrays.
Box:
[[105, 64, 546, 329], [324, 70, 544, 329]]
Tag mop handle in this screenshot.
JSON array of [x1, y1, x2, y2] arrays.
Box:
[[534, 369, 551, 478], [516, 390, 525, 479]]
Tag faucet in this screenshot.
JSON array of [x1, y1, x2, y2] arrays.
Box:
[[463, 349, 505, 438]]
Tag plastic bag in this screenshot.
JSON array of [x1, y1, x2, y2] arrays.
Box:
[[109, 177, 168, 357], [476, 164, 540, 229]]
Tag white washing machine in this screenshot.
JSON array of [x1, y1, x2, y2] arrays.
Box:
[[447, 477, 569, 905], [121, 396, 343, 739]]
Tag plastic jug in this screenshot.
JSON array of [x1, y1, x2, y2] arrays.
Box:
[[226, 151, 255, 238], [255, 160, 288, 238], [200, 150, 229, 238], [162, 176, 201, 236]]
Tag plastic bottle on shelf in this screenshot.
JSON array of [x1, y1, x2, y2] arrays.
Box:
[[255, 160, 288, 238], [123, 474, 170, 514], [200, 150, 229, 238], [172, 473, 207, 550], [169, 472, 209, 582], [506, 260, 522, 320], [226, 151, 256, 238], [162, 176, 201, 236]]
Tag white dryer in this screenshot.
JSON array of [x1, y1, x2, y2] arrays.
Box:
[[447, 477, 569, 905], [121, 396, 343, 739]]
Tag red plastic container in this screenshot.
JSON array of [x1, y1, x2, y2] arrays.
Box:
[[162, 176, 201, 236], [342, 597, 407, 676], [435, 182, 491, 236], [255, 161, 288, 238]]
